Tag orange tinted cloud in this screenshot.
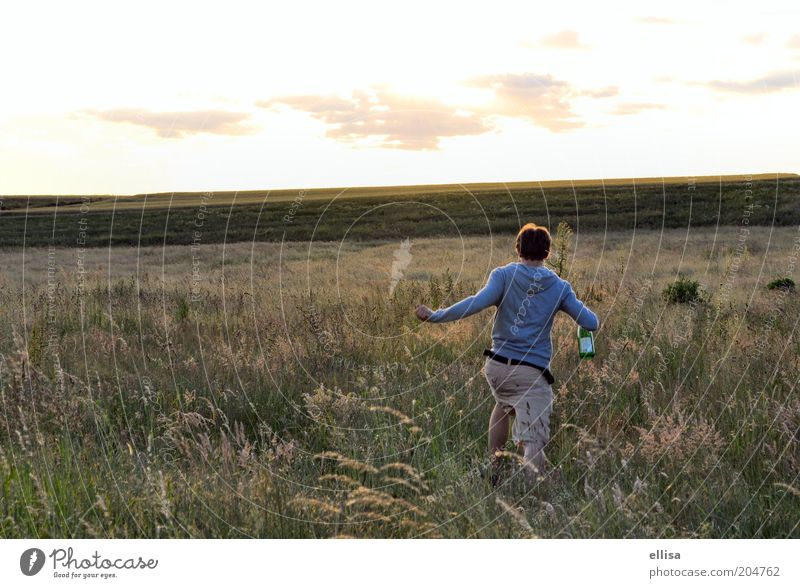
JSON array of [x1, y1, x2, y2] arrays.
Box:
[[539, 30, 589, 50], [743, 33, 767, 45], [83, 109, 255, 138], [704, 71, 799, 94], [258, 74, 616, 148], [469, 73, 584, 131], [259, 88, 489, 150], [610, 102, 666, 115], [583, 86, 620, 98], [637, 16, 681, 25]]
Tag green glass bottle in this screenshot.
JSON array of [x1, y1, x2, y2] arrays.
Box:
[[577, 326, 595, 359]]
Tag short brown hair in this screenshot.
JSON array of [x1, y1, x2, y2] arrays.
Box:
[[515, 223, 551, 260]]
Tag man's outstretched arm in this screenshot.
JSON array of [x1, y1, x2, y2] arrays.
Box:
[[417, 268, 505, 323]]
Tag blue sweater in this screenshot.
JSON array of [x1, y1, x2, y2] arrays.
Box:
[[428, 262, 599, 368]]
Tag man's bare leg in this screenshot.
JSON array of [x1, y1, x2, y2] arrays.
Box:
[[489, 403, 510, 454]]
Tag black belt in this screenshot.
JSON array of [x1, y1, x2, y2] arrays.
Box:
[[483, 349, 555, 385]]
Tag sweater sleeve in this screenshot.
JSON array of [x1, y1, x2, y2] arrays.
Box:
[[559, 282, 600, 330], [428, 268, 505, 323]]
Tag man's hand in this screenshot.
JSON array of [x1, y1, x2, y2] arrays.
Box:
[[414, 304, 433, 322]]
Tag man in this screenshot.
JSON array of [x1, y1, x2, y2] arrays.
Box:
[[414, 223, 599, 485]]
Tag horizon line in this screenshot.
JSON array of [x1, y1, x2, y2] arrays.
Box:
[[3, 171, 797, 199]]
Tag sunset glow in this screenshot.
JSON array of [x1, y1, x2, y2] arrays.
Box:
[[1, 0, 798, 194]]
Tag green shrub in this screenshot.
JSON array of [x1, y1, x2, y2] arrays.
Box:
[[176, 298, 190, 321], [27, 321, 46, 368], [546, 221, 574, 277], [662, 275, 702, 304], [766, 277, 795, 292]]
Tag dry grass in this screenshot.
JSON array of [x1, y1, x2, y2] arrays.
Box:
[[0, 226, 798, 537]]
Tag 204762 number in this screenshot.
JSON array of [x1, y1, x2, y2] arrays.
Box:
[[735, 566, 780, 577]]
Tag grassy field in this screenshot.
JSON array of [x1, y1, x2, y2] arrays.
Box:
[[4, 173, 793, 211], [1, 175, 798, 248], [1, 224, 798, 538]]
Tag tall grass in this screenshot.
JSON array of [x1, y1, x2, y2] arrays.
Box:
[[0, 227, 798, 537]]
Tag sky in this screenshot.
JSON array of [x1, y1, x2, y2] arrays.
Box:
[[1, 0, 799, 195]]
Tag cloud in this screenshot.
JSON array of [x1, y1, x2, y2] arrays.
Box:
[[742, 33, 767, 45], [704, 71, 799, 94], [582, 86, 620, 99], [83, 109, 255, 138], [468, 73, 584, 131], [610, 102, 666, 116], [258, 88, 490, 150], [258, 74, 613, 149], [637, 16, 680, 25], [538, 30, 589, 50]]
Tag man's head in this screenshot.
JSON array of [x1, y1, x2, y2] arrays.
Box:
[[515, 223, 551, 261]]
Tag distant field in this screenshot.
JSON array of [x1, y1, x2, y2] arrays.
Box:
[[0, 174, 797, 248], [2, 173, 795, 213]]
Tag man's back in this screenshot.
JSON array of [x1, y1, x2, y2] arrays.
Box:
[[491, 262, 598, 368], [428, 261, 598, 368]]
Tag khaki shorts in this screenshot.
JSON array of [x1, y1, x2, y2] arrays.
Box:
[[483, 357, 553, 446]]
